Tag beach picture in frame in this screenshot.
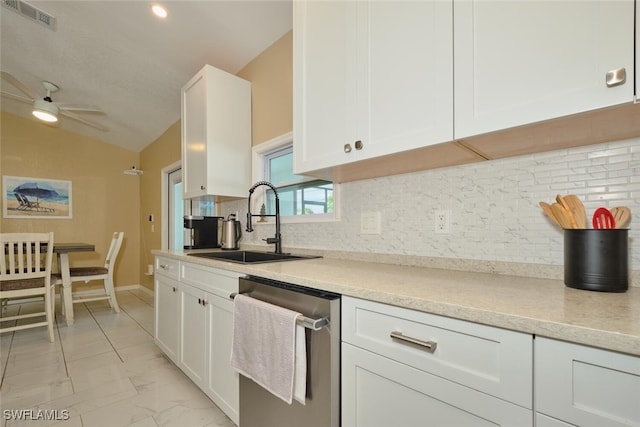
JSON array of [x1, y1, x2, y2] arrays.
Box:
[[3, 176, 72, 219]]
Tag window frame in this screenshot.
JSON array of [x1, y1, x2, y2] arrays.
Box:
[[252, 132, 339, 224]]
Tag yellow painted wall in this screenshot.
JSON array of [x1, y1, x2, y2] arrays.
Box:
[[138, 121, 181, 291], [0, 111, 141, 288], [0, 30, 294, 293], [138, 31, 293, 291]]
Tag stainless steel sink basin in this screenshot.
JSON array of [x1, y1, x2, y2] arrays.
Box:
[[187, 250, 320, 264]]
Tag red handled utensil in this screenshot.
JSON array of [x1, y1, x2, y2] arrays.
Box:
[[592, 207, 616, 229]]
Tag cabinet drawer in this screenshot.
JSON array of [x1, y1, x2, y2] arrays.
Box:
[[155, 257, 179, 280], [180, 262, 240, 299], [342, 296, 532, 408], [535, 337, 640, 427]]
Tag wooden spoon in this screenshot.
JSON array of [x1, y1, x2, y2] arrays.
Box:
[[551, 202, 572, 229], [539, 201, 561, 227], [610, 206, 631, 229], [555, 195, 577, 229], [563, 194, 587, 229]]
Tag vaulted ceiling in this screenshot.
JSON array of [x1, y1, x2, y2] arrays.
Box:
[[0, 0, 292, 152]]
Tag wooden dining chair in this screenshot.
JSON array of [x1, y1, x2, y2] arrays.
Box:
[[0, 232, 55, 342], [55, 232, 124, 313]]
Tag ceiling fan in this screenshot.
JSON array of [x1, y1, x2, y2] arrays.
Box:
[[0, 71, 109, 131]]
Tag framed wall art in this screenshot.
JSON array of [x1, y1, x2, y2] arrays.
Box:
[[3, 176, 72, 219]]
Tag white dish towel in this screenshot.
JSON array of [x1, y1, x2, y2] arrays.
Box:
[[230, 294, 307, 405]]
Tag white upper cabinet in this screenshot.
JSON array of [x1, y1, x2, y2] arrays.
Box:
[[454, 0, 636, 140], [294, 0, 454, 174], [182, 65, 252, 199]]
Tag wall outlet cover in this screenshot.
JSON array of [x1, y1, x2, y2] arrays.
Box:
[[435, 210, 451, 234]]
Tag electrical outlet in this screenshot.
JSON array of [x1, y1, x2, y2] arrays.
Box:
[[435, 210, 451, 234]]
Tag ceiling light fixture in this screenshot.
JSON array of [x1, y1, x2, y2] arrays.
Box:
[[124, 166, 144, 176], [32, 81, 60, 123], [151, 4, 167, 18], [32, 98, 59, 122]]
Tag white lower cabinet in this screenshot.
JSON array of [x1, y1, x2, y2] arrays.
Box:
[[341, 296, 533, 427], [206, 293, 238, 423], [154, 270, 180, 364], [179, 283, 208, 386], [154, 257, 240, 425], [535, 337, 640, 427], [342, 343, 531, 427]]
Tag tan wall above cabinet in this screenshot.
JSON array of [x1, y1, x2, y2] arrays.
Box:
[[293, 0, 640, 184]]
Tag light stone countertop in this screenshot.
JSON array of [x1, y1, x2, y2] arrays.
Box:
[[153, 249, 640, 357]]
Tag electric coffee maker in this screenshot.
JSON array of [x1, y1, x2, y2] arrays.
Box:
[[184, 215, 222, 249]]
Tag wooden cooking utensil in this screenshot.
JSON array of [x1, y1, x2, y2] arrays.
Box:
[[555, 195, 577, 229], [563, 194, 587, 229], [551, 202, 573, 229], [610, 206, 631, 229], [592, 207, 616, 229], [539, 201, 561, 227]]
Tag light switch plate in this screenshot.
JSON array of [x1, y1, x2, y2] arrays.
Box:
[[361, 211, 381, 234]]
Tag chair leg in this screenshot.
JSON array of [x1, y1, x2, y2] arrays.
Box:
[[45, 286, 54, 342], [104, 277, 120, 313]]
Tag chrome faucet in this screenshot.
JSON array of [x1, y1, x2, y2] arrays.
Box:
[[246, 181, 282, 254]]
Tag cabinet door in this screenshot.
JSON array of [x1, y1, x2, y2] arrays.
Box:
[[180, 284, 207, 386], [294, 0, 453, 174], [206, 294, 239, 425], [358, 1, 453, 161], [535, 337, 640, 427], [154, 275, 181, 363], [342, 343, 532, 427], [182, 71, 207, 198], [454, 0, 635, 139], [293, 0, 356, 173]]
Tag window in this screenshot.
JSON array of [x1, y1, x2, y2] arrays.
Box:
[[254, 133, 337, 221]]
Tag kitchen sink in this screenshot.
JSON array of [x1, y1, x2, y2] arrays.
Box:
[[187, 250, 321, 264]]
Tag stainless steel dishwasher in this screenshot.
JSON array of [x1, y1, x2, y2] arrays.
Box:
[[236, 275, 341, 427]]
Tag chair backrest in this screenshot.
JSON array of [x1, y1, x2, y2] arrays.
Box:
[[104, 232, 124, 273], [1, 232, 54, 284]]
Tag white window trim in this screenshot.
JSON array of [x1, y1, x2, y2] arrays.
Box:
[[252, 132, 340, 224]]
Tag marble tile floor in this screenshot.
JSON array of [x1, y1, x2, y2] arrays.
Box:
[[0, 290, 236, 427]]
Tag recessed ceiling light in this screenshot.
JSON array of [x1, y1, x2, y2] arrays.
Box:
[[151, 4, 168, 19]]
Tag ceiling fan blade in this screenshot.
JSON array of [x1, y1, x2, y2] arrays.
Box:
[[0, 90, 33, 104], [0, 71, 38, 100], [60, 110, 109, 132], [58, 104, 105, 114]]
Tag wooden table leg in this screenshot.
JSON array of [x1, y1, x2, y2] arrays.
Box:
[[59, 253, 74, 326]]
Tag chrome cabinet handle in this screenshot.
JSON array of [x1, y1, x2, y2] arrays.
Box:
[[344, 143, 352, 153], [200, 185, 206, 190], [390, 331, 437, 353], [354, 140, 363, 150], [606, 67, 626, 87], [172, 286, 177, 292], [159, 264, 171, 270]]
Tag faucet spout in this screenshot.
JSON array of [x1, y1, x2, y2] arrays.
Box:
[[246, 181, 282, 254]]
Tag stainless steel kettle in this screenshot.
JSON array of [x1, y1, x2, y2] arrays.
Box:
[[221, 214, 242, 250]]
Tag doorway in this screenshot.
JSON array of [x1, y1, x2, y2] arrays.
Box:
[[167, 167, 184, 250]]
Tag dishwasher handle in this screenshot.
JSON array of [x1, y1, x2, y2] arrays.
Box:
[[230, 292, 330, 331]]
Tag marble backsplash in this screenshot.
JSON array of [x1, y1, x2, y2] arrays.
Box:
[[221, 137, 640, 286]]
